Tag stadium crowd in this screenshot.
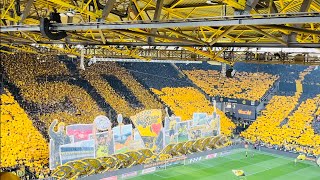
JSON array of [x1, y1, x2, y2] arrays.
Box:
[[242, 67, 320, 155], [1, 53, 319, 179], [0, 53, 162, 177], [1, 53, 105, 128], [184, 70, 278, 101], [244, 94, 320, 155], [0, 90, 50, 179], [82, 62, 163, 118], [1, 54, 162, 128], [233, 63, 307, 83], [152, 87, 236, 136]]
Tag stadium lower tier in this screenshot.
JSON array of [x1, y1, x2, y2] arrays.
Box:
[[0, 90, 50, 178], [151, 87, 236, 136], [242, 95, 320, 156]]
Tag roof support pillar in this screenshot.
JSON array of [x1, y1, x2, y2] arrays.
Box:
[[148, 0, 164, 44]]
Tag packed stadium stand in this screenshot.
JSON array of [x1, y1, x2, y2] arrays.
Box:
[[121, 62, 236, 136], [1, 54, 163, 127], [1, 53, 319, 179], [1, 90, 50, 178], [1, 0, 320, 179], [184, 70, 278, 101], [152, 87, 235, 136], [233, 63, 308, 83], [120, 62, 192, 89]]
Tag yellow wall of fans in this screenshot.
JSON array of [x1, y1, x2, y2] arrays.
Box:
[[1, 54, 162, 128], [184, 70, 278, 101], [242, 95, 320, 155], [152, 87, 236, 136], [242, 67, 320, 156], [0, 90, 49, 174]]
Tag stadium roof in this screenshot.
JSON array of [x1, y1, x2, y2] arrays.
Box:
[[0, 0, 320, 65]]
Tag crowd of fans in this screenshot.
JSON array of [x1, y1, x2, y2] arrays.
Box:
[[284, 96, 320, 147], [233, 63, 307, 83], [303, 67, 320, 85], [313, 108, 320, 134], [242, 67, 320, 155], [0, 53, 162, 177], [0, 90, 50, 178], [1, 54, 163, 128], [152, 87, 236, 136], [1, 54, 106, 128], [184, 70, 278, 101], [121, 62, 191, 89], [242, 95, 320, 156], [1, 52, 319, 178], [241, 95, 299, 144], [81, 62, 163, 118]]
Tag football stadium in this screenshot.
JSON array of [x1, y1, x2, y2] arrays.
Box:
[[0, 0, 320, 180]]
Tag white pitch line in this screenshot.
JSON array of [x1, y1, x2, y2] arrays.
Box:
[[251, 149, 317, 166], [153, 173, 169, 179]]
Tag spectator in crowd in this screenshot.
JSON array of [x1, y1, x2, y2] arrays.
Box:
[[184, 70, 278, 101]]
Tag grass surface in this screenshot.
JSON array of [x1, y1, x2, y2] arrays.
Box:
[[129, 149, 320, 180]]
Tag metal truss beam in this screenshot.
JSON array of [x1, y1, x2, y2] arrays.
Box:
[[0, 43, 39, 54], [2, 13, 319, 32], [210, 26, 237, 46], [19, 0, 33, 23], [294, 0, 313, 29], [299, 0, 312, 12], [91, 58, 202, 64], [115, 29, 206, 45], [261, 25, 320, 36], [269, 0, 278, 13], [184, 47, 232, 64], [4, 41, 320, 48], [166, 28, 207, 45], [85, 49, 320, 65], [148, 0, 164, 43], [130, 3, 142, 21], [247, 25, 287, 45], [223, 0, 246, 10], [101, 0, 117, 21]]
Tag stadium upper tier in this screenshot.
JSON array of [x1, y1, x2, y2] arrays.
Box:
[[184, 70, 278, 101], [1, 54, 163, 127], [120, 62, 192, 89], [233, 62, 308, 83]]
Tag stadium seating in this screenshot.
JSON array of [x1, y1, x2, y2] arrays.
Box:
[[1, 53, 319, 179], [152, 87, 235, 136], [242, 67, 319, 155], [0, 90, 50, 177], [82, 62, 163, 118], [233, 63, 307, 83], [241, 95, 299, 144], [184, 70, 278, 101], [120, 62, 191, 89], [2, 54, 106, 127], [304, 67, 320, 85], [1, 54, 162, 127], [242, 94, 320, 155]]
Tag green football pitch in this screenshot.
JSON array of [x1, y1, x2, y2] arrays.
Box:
[[129, 149, 320, 180]]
